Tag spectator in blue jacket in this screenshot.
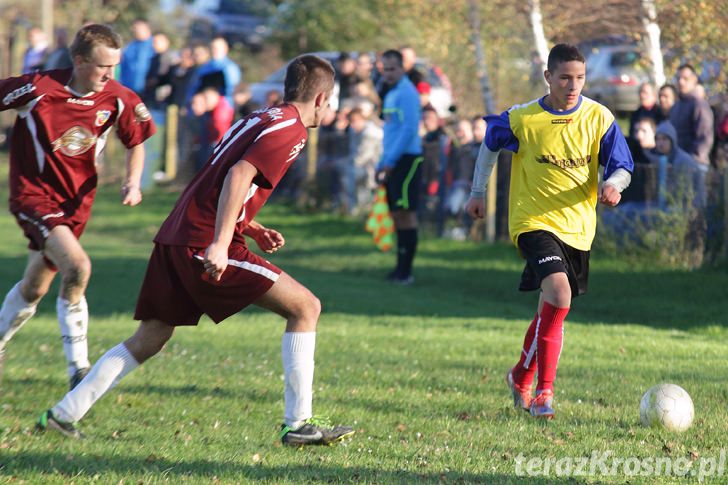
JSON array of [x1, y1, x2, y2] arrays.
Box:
[[186, 36, 242, 107], [375, 49, 423, 285], [120, 18, 154, 95]]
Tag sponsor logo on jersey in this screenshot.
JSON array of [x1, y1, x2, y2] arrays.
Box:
[[134, 103, 151, 122], [551, 118, 573, 124], [287, 139, 306, 162], [536, 154, 591, 170], [67, 97, 95, 106], [3, 83, 36, 105], [51, 126, 97, 156], [95, 110, 112, 126], [537, 255, 562, 265]]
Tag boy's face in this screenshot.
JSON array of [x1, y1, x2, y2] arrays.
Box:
[[544, 60, 586, 110], [655, 133, 672, 155], [635, 120, 656, 149], [73, 44, 120, 93], [659, 88, 676, 111]]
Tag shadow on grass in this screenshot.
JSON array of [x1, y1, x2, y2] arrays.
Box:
[[0, 211, 726, 330], [1, 452, 571, 484]]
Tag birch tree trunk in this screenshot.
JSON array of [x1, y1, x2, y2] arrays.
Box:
[[467, 0, 498, 243], [641, 0, 666, 87], [528, 0, 549, 88], [468, 0, 495, 115]]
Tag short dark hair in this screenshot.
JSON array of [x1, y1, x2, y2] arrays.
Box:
[[659, 83, 678, 96], [635, 115, 656, 131], [283, 54, 335, 103], [677, 64, 697, 76], [382, 49, 403, 67], [70, 24, 122, 60], [547, 43, 585, 72]]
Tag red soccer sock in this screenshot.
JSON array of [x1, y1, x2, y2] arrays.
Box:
[[536, 301, 570, 393], [511, 313, 539, 388]]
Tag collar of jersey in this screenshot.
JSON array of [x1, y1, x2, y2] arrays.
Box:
[[538, 95, 582, 116]]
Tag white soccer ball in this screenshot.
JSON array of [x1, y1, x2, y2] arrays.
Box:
[[640, 383, 694, 432]]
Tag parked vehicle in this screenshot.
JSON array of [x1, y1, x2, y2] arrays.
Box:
[[188, 0, 271, 50], [582, 44, 652, 114], [250, 51, 453, 117]]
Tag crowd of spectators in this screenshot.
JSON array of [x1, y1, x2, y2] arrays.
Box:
[[16, 21, 728, 247]]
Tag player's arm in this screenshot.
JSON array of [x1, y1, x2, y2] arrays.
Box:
[[599, 121, 635, 207], [121, 144, 145, 206], [0, 72, 41, 111], [465, 141, 500, 219], [204, 159, 258, 280], [243, 220, 285, 254], [465, 112, 516, 219]]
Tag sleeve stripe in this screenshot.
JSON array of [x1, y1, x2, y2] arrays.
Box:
[[253, 118, 297, 142]]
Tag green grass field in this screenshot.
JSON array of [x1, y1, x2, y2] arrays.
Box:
[[1, 176, 727, 484]]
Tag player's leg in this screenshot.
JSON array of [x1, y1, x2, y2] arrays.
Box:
[[43, 226, 93, 388], [254, 272, 353, 446], [37, 319, 174, 438], [530, 272, 571, 418], [0, 251, 57, 384], [507, 305, 540, 411]]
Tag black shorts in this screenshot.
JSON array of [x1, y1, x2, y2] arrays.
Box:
[[386, 154, 423, 212], [517, 230, 590, 297]]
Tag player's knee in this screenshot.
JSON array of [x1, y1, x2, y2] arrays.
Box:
[[308, 294, 322, 321], [20, 281, 48, 303], [292, 291, 321, 325], [61, 258, 92, 289]]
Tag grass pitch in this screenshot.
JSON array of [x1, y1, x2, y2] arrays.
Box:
[[1, 179, 727, 484]]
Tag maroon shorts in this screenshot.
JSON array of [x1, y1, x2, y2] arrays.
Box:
[[12, 198, 89, 251], [134, 243, 282, 326]]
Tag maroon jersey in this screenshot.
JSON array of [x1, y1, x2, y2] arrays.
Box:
[[0, 69, 156, 220], [155, 104, 307, 247]]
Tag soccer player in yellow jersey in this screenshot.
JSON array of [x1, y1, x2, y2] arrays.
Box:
[[466, 44, 634, 419]]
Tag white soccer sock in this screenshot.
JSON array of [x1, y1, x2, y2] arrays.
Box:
[[0, 282, 38, 349], [57, 296, 91, 377], [282, 332, 316, 429], [52, 343, 139, 423]]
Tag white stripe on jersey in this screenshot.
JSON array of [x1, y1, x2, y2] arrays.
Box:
[[214, 118, 245, 155], [236, 183, 259, 223], [210, 116, 262, 166], [95, 125, 114, 163], [253, 118, 297, 143], [17, 96, 46, 172], [226, 258, 279, 282]]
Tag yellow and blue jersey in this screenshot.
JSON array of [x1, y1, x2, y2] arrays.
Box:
[[485, 95, 633, 251]]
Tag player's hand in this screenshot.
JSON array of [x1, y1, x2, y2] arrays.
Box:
[[465, 196, 486, 219], [599, 183, 621, 207], [121, 183, 142, 206], [375, 168, 391, 185], [203, 242, 229, 281], [251, 227, 285, 253]]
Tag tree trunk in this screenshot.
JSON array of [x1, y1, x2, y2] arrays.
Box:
[[641, 0, 665, 87], [528, 0, 549, 87], [468, 0, 495, 115], [468, 0, 498, 243]]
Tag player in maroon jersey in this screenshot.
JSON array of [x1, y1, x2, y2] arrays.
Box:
[[37, 54, 354, 446], [0, 24, 156, 390]]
